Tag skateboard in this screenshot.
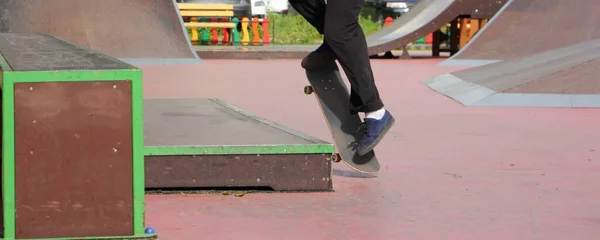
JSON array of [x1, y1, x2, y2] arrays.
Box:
[[303, 63, 380, 174]]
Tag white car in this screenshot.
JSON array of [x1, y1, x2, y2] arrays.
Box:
[[249, 0, 267, 16], [265, 0, 289, 14]]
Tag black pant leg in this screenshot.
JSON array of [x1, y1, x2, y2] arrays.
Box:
[[289, 0, 334, 54], [288, 0, 326, 34], [325, 0, 383, 114]]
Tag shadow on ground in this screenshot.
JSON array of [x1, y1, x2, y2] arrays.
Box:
[[333, 168, 377, 178]]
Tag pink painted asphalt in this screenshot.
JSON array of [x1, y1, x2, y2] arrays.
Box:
[[140, 59, 600, 240]]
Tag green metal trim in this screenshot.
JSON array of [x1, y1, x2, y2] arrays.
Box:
[[130, 70, 146, 236], [17, 233, 157, 240], [209, 98, 331, 145], [5, 69, 140, 83], [145, 144, 335, 156], [2, 74, 16, 239]]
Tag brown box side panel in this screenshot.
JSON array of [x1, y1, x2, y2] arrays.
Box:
[[145, 154, 333, 191], [13, 81, 134, 238]]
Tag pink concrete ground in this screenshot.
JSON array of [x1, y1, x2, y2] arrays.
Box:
[[139, 59, 600, 240]]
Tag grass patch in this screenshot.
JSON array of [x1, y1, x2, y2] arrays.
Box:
[[267, 12, 382, 45]]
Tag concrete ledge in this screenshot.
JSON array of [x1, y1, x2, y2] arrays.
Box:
[[143, 98, 335, 191]]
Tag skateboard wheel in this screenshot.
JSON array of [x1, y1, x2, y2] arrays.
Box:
[[331, 153, 341, 163], [304, 85, 314, 95]]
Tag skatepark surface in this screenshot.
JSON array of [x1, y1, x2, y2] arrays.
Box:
[[0, 0, 199, 64], [4, 0, 599, 237], [443, 0, 600, 66], [139, 59, 600, 239]]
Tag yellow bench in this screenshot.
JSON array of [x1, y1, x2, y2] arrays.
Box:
[[178, 3, 238, 44], [178, 3, 237, 29]]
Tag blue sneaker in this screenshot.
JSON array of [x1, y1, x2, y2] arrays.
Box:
[[356, 110, 395, 156]]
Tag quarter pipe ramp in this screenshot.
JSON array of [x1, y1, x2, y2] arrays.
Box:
[[0, 0, 200, 64], [423, 0, 600, 108], [442, 0, 600, 66], [423, 39, 600, 108]]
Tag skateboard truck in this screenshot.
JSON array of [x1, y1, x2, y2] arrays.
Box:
[[331, 153, 341, 163], [304, 85, 314, 95]]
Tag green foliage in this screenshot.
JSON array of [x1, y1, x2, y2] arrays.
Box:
[[267, 12, 382, 45]]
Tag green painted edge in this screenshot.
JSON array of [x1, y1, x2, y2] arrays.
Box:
[[130, 70, 146, 236], [2, 72, 16, 239], [3, 68, 149, 238], [144, 144, 334, 156], [16, 233, 157, 240], [6, 69, 139, 83]]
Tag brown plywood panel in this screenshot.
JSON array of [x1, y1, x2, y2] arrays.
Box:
[[145, 154, 333, 191], [13, 81, 134, 238]]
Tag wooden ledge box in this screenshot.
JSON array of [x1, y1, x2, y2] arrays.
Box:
[[0, 33, 154, 240]]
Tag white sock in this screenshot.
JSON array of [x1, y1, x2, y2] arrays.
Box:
[[365, 108, 386, 120]]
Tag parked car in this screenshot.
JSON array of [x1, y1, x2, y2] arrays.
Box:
[[265, 0, 289, 14], [363, 0, 420, 25]]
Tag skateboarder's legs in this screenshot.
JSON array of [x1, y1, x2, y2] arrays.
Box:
[[290, 0, 382, 114], [290, 0, 395, 155]]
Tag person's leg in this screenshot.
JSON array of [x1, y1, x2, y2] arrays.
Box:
[[288, 0, 337, 69], [288, 0, 326, 33], [323, 0, 380, 113], [323, 0, 395, 155]]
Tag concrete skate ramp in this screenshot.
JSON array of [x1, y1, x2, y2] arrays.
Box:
[[365, 0, 507, 56], [422, 39, 600, 108], [0, 0, 200, 64], [443, 0, 600, 66], [196, 0, 507, 59]]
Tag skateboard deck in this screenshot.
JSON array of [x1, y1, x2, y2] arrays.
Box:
[[304, 63, 380, 174]]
